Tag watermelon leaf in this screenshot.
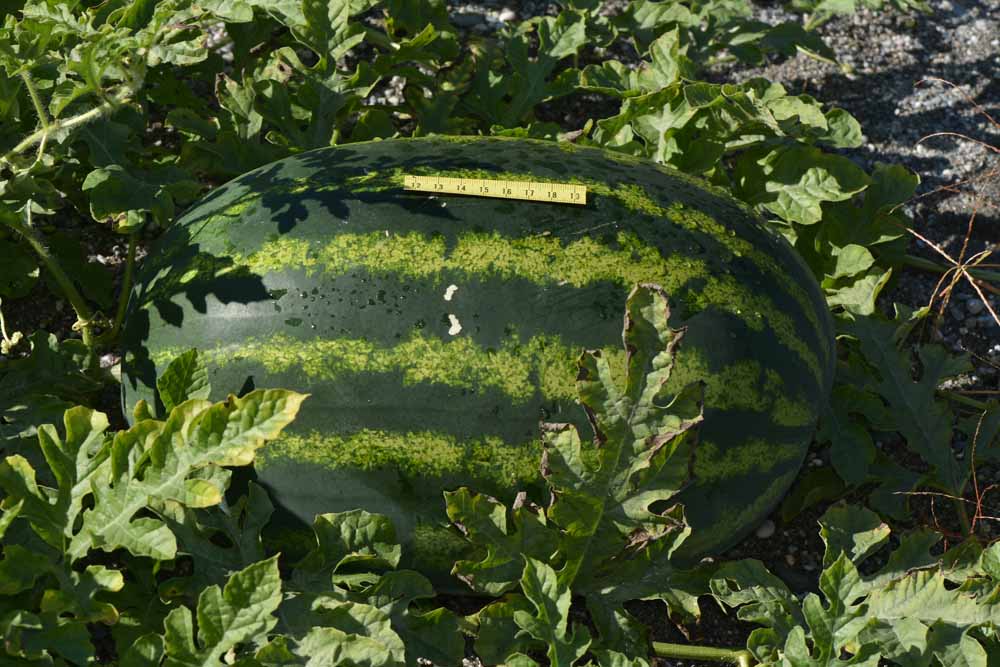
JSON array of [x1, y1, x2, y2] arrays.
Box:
[[292, 509, 403, 591], [0, 380, 303, 665], [447, 284, 703, 660], [0, 406, 112, 551], [514, 557, 592, 667], [162, 556, 282, 667], [444, 488, 558, 595], [838, 312, 971, 497], [70, 388, 306, 560], [473, 594, 541, 663], [159, 481, 275, 601], [711, 503, 1000, 666], [336, 570, 465, 666], [0, 331, 102, 447], [551, 283, 702, 588], [293, 602, 406, 667], [0, 377, 305, 562], [156, 348, 211, 414], [274, 509, 464, 667]]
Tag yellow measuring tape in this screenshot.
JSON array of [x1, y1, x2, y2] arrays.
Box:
[[403, 174, 587, 206]]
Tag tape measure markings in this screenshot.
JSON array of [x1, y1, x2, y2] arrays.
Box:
[[403, 175, 587, 205]]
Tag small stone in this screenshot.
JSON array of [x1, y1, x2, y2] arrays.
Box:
[[965, 317, 979, 329], [755, 519, 776, 539], [968, 298, 985, 315], [785, 553, 796, 566], [810, 457, 823, 467], [498, 7, 516, 22], [452, 12, 485, 27]]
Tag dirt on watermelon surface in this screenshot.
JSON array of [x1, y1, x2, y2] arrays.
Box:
[[1, 0, 997, 664]]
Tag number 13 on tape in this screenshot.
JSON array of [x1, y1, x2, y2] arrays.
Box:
[[403, 174, 587, 206]]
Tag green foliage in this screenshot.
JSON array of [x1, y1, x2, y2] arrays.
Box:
[[0, 351, 306, 664], [447, 285, 704, 663], [711, 503, 997, 666], [161, 556, 282, 667], [818, 308, 980, 519], [0, 238, 38, 298], [0, 330, 101, 446], [156, 348, 211, 415]]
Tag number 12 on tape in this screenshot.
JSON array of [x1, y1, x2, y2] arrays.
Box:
[[403, 174, 587, 206]]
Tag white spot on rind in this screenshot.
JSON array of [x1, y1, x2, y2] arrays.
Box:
[[444, 284, 458, 301], [447, 314, 462, 336]]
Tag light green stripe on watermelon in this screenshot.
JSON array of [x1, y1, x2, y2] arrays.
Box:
[[340, 166, 824, 343], [150, 331, 812, 425], [666, 354, 814, 427], [233, 231, 703, 291], [692, 438, 803, 484], [220, 230, 820, 380], [152, 331, 599, 403], [257, 428, 542, 487]]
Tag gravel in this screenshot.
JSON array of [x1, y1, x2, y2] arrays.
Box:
[[754, 519, 777, 539]]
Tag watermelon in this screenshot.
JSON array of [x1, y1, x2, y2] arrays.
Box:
[[121, 136, 834, 573]]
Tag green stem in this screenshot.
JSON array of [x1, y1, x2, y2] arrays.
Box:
[[903, 254, 1000, 284], [98, 232, 137, 345], [20, 73, 49, 129], [1, 93, 129, 163], [6, 212, 96, 350], [0, 299, 13, 346], [938, 390, 989, 412], [19, 72, 50, 163], [955, 496, 972, 537], [803, 14, 825, 31], [652, 642, 754, 667], [936, 389, 984, 537]]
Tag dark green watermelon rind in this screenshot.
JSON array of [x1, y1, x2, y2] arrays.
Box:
[[121, 137, 834, 572]]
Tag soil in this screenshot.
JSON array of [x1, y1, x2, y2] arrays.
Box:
[[1, 0, 997, 664]]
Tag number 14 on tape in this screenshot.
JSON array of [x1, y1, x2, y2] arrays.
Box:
[[403, 174, 587, 206]]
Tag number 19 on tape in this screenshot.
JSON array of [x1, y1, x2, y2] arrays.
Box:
[[403, 174, 587, 206]]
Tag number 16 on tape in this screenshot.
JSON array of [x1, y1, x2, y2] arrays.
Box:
[[403, 174, 587, 206]]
